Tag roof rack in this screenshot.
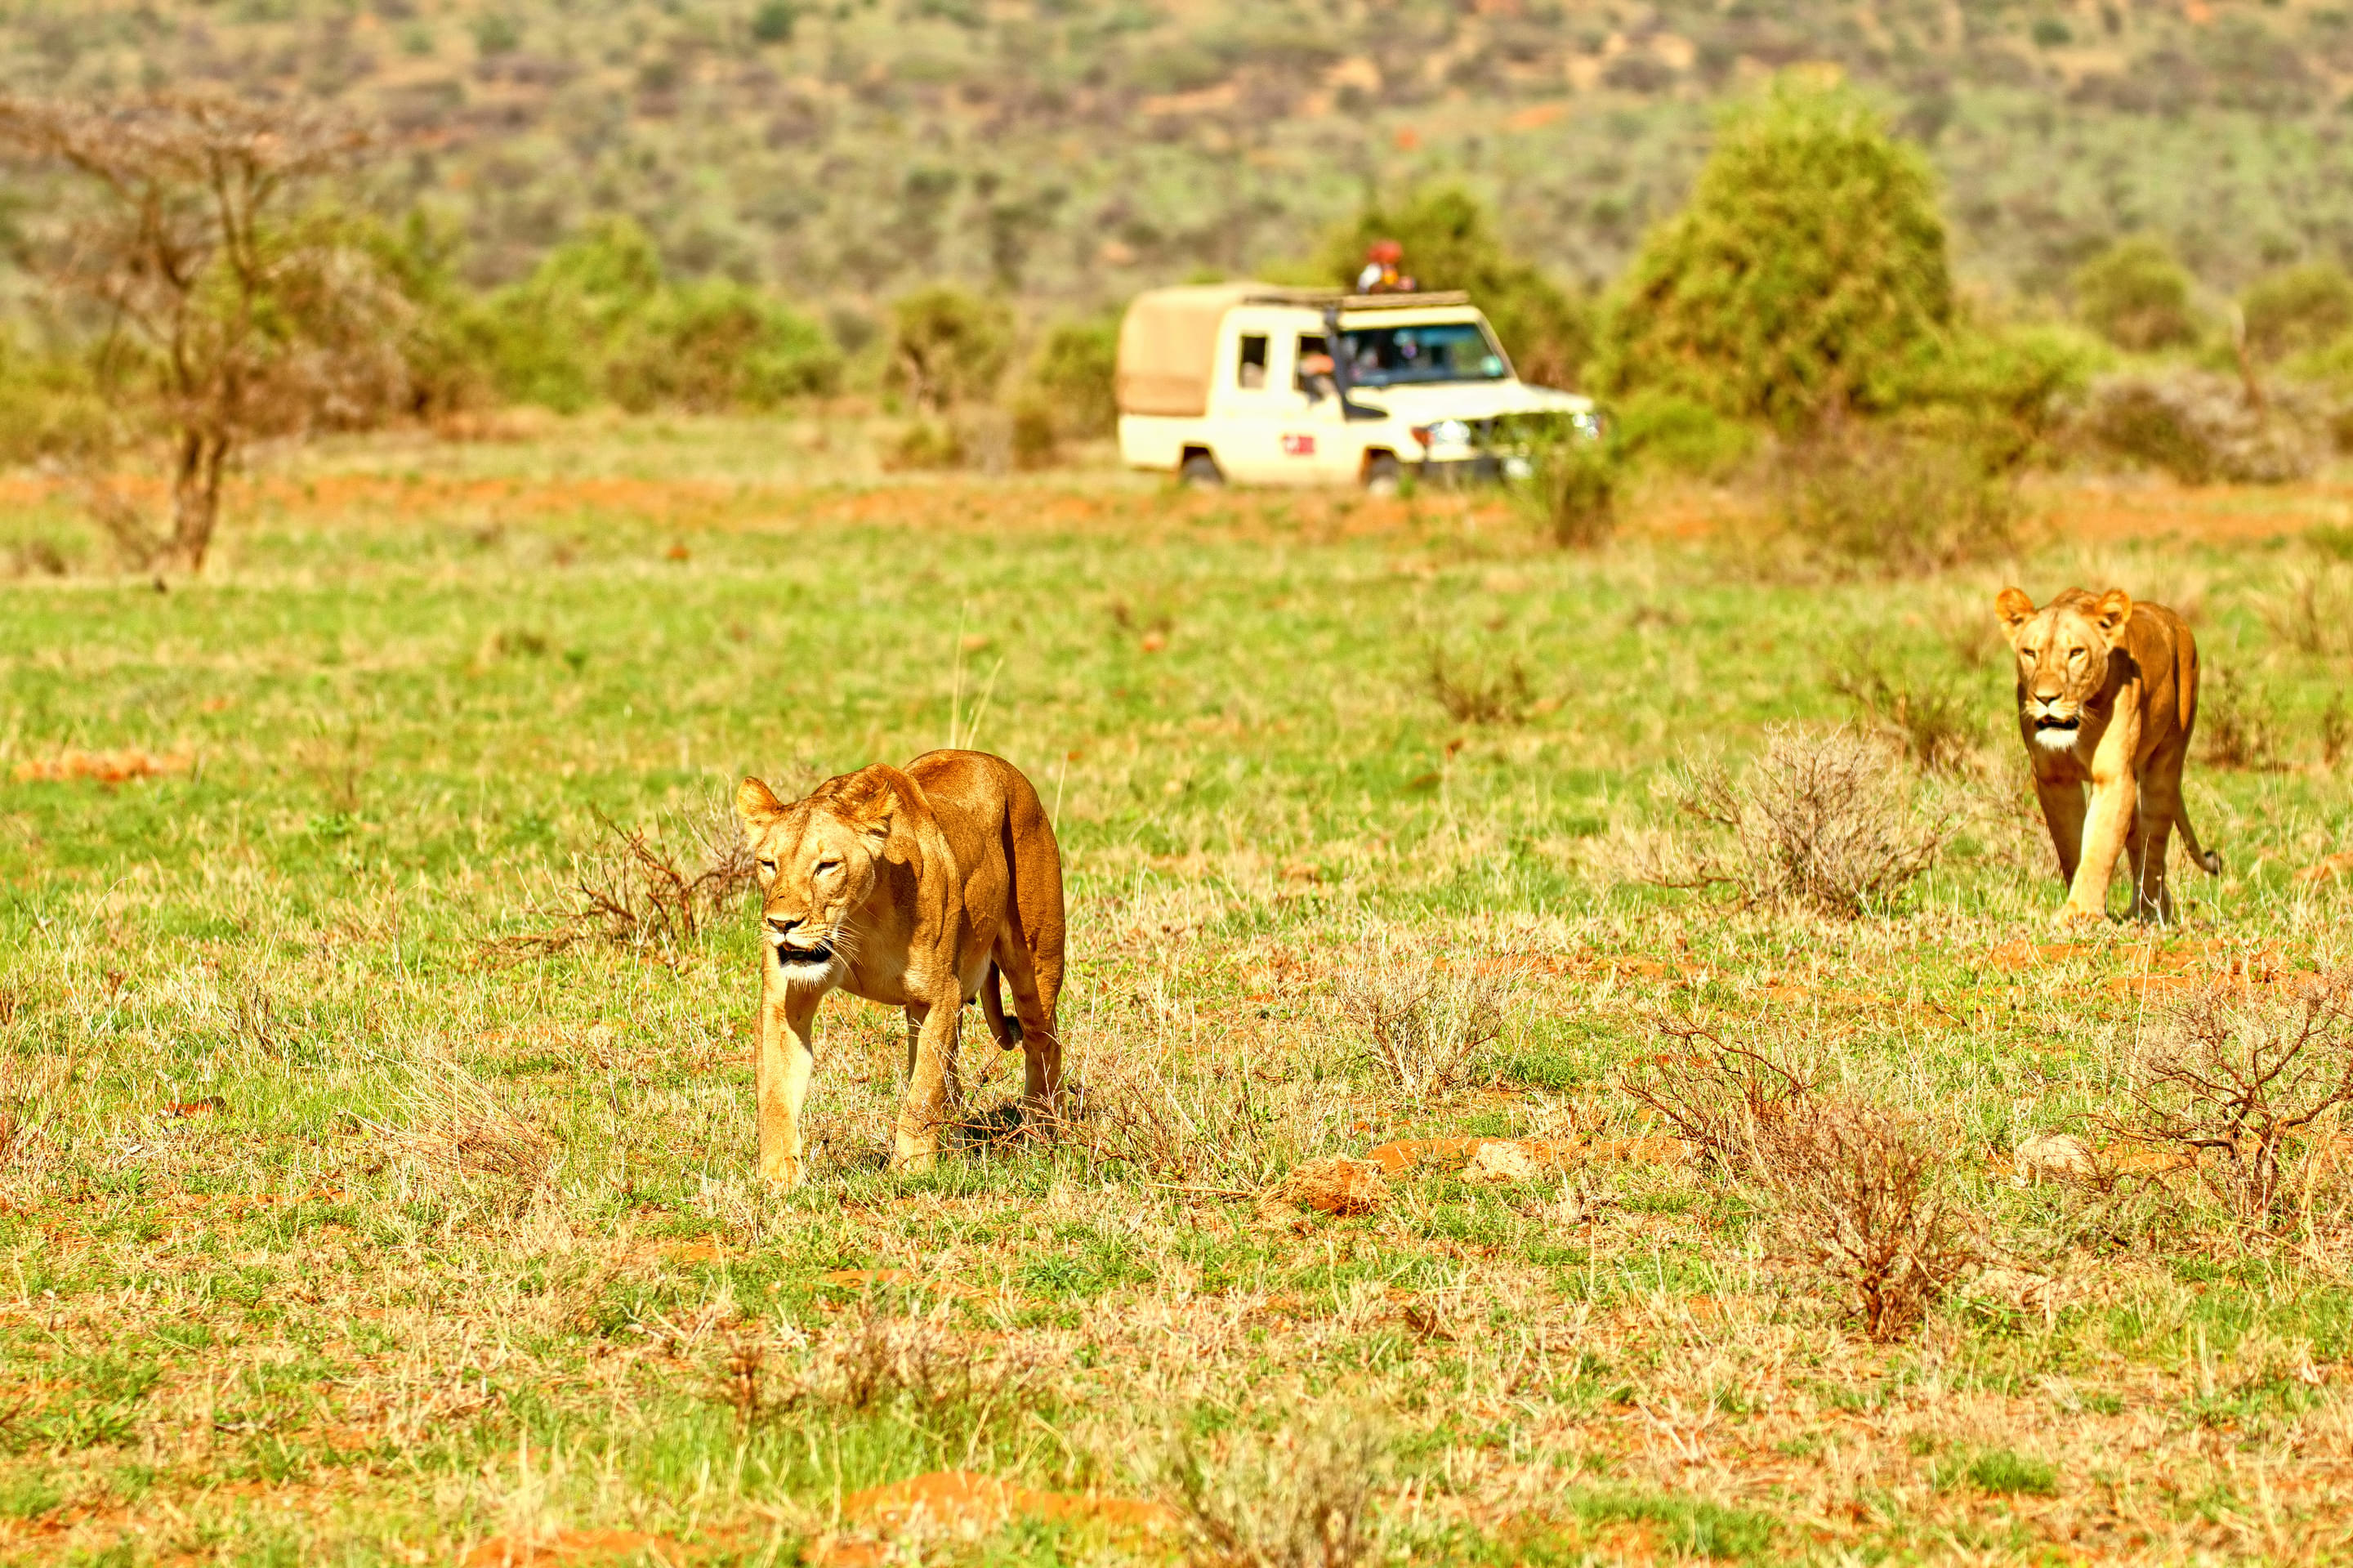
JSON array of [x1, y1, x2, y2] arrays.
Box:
[[1231, 288, 1476, 310], [1341, 290, 1471, 310]]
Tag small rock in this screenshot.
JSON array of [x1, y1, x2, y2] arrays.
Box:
[[2012, 1132, 2097, 1185], [1463, 1141, 1543, 1184]]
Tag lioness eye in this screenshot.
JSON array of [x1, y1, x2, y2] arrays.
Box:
[[758, 859, 775, 873], [815, 859, 840, 873]]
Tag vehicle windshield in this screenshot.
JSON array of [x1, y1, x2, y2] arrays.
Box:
[[1336, 321, 1508, 386]]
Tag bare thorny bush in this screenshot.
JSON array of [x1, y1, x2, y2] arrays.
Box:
[[1065, 1048, 1354, 1191], [735, 1296, 1042, 1423], [1424, 648, 1534, 726], [372, 1058, 555, 1192], [1160, 1409, 1385, 1568], [490, 800, 757, 959], [1826, 659, 1982, 776], [2103, 975, 2353, 1230], [1626, 1021, 1978, 1342], [1331, 940, 1510, 1098], [1630, 726, 1950, 918]]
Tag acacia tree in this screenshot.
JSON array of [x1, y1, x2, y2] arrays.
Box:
[[0, 93, 406, 570]]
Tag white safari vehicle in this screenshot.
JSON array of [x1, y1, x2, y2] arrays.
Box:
[[1114, 283, 1598, 490]]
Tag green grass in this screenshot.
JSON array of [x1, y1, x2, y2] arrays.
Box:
[[6, 428, 2353, 1562]]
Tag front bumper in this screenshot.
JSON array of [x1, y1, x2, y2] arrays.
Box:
[[1412, 453, 1534, 485]]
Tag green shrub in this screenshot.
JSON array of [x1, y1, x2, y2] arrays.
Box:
[[473, 218, 834, 413], [1607, 389, 1757, 479], [1877, 323, 2103, 467], [2243, 261, 2353, 364], [1508, 419, 1615, 547], [885, 287, 1013, 412], [361, 209, 497, 418], [883, 420, 967, 470], [1315, 186, 1592, 388], [1597, 76, 1953, 431], [750, 0, 797, 43], [605, 280, 839, 412], [1029, 316, 1119, 436], [2074, 236, 2201, 352], [0, 340, 114, 467]]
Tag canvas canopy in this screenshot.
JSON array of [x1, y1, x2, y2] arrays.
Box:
[[1115, 284, 1334, 416]]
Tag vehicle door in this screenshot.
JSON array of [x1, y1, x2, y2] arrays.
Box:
[[1274, 329, 1350, 484], [1203, 324, 1301, 483]]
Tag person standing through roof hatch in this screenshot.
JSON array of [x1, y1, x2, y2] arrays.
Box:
[[1355, 239, 1417, 293]]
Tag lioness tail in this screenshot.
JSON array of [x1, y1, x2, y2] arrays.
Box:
[[2175, 802, 2223, 877]]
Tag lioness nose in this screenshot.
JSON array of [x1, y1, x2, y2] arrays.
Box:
[[766, 916, 801, 937]]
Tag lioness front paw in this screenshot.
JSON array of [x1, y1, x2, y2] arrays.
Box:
[[2050, 902, 2105, 927], [758, 1156, 805, 1189]]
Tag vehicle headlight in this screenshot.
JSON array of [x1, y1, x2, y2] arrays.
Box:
[[1427, 418, 1471, 446]]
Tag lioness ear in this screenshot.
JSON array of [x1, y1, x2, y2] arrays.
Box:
[[854, 786, 896, 847], [1994, 587, 2037, 637], [736, 776, 788, 830], [2092, 587, 2134, 637]]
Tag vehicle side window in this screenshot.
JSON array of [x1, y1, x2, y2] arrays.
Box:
[[1237, 334, 1269, 389], [1294, 333, 1334, 396]]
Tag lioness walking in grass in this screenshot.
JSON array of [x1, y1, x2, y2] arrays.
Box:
[[1996, 585, 2221, 924], [734, 751, 1066, 1186]]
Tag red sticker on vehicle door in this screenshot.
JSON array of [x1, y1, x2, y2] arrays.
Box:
[[1281, 434, 1316, 457]]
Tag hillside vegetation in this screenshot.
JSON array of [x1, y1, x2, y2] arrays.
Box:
[[2, 0, 2350, 324]]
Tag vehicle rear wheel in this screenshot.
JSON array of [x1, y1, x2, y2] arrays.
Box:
[[1178, 453, 1224, 489], [1362, 453, 1402, 496]]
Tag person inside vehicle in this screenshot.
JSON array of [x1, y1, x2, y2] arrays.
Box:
[[1355, 239, 1417, 294]]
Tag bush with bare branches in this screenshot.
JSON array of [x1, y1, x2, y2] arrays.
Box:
[[0, 92, 404, 570], [1331, 942, 1509, 1097], [775, 1297, 1041, 1418], [2103, 975, 2353, 1226], [1161, 1409, 1384, 1568], [491, 802, 756, 958], [1623, 1021, 1975, 1341], [374, 1061, 554, 1191], [1640, 726, 1949, 917]]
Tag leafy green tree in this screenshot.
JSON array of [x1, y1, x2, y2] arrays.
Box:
[[2073, 236, 2199, 353], [1596, 78, 1953, 431], [885, 287, 1013, 412], [1315, 187, 1590, 388], [2242, 261, 2353, 364], [479, 218, 837, 413], [1029, 315, 1119, 436]]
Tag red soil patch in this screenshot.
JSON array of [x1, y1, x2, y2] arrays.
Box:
[[1274, 1157, 1388, 1215], [14, 748, 191, 784], [464, 1530, 685, 1568], [1982, 940, 2093, 971], [806, 1470, 1180, 1562]]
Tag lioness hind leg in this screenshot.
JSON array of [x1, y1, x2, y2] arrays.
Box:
[[2131, 804, 2177, 924], [979, 961, 1022, 1049], [990, 930, 1062, 1122]]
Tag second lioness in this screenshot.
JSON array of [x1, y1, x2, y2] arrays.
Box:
[[1996, 585, 2221, 924], [734, 750, 1065, 1186]]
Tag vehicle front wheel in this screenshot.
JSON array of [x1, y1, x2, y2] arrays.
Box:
[[1178, 453, 1224, 489], [1362, 453, 1402, 496]]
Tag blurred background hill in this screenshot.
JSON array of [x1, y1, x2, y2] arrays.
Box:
[[2, 0, 2346, 321]]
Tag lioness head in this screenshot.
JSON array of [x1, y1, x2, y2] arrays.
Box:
[[1995, 586, 2133, 751], [734, 772, 896, 985]]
